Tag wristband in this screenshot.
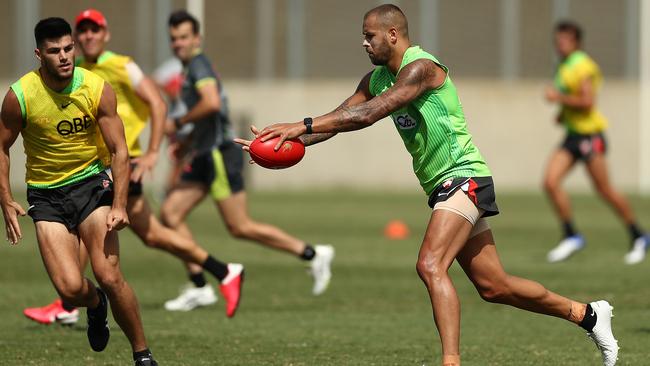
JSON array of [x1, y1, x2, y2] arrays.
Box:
[[303, 117, 313, 134]]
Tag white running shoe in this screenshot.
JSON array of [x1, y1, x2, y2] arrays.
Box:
[[56, 308, 80, 325], [547, 235, 585, 263], [623, 236, 649, 265], [587, 300, 619, 366], [164, 283, 218, 311], [309, 245, 334, 296]]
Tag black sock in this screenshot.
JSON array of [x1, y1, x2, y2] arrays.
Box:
[[300, 244, 316, 260], [202, 255, 229, 282], [87, 288, 106, 317], [579, 304, 597, 332], [629, 223, 644, 241], [133, 348, 152, 361], [189, 272, 207, 288], [61, 299, 76, 312], [562, 221, 577, 238]]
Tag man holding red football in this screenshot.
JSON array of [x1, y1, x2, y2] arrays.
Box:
[[161, 10, 334, 310], [237, 4, 618, 366]]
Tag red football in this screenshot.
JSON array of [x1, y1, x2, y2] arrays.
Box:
[[249, 136, 305, 169]]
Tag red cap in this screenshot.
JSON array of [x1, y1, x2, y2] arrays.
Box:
[[75, 9, 107, 28]]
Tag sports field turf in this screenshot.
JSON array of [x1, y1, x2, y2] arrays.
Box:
[[1, 190, 649, 365]]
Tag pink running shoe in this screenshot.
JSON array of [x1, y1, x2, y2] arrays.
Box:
[[23, 298, 79, 325], [219, 263, 244, 318]]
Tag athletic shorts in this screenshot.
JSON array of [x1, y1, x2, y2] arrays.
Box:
[[27, 171, 113, 231], [428, 177, 499, 218], [180, 142, 245, 201], [105, 161, 142, 197], [561, 133, 607, 161], [128, 161, 143, 197]]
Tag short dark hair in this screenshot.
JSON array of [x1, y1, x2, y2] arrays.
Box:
[[34, 17, 72, 48], [364, 4, 409, 38], [555, 20, 582, 43], [168, 10, 200, 34]]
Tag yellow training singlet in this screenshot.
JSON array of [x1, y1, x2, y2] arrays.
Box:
[[77, 51, 149, 157], [554, 50, 608, 135], [10, 67, 105, 188]]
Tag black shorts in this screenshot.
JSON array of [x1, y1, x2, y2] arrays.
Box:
[[180, 142, 245, 201], [27, 171, 113, 231], [105, 161, 142, 197], [561, 133, 607, 161], [128, 161, 143, 197], [428, 177, 499, 217]]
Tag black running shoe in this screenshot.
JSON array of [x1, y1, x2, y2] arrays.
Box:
[[87, 288, 110, 352], [134, 354, 158, 366]]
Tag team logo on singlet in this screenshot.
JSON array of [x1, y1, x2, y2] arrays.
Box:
[[393, 113, 417, 130], [56, 115, 93, 136]]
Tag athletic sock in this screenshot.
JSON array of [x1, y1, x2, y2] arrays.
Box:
[[61, 300, 76, 312], [300, 244, 316, 260], [628, 223, 644, 241], [133, 348, 152, 361], [562, 221, 577, 238], [189, 272, 207, 288], [202, 255, 229, 282], [579, 304, 597, 332], [87, 289, 106, 316]]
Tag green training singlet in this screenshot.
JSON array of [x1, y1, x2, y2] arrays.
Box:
[[369, 46, 491, 196]]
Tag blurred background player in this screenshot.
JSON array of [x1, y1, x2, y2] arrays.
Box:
[[242, 5, 619, 366], [160, 10, 334, 308], [22, 9, 244, 325], [0, 17, 157, 365], [543, 21, 649, 264]]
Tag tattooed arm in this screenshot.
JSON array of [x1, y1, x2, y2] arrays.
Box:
[[259, 59, 443, 150], [299, 71, 374, 146]]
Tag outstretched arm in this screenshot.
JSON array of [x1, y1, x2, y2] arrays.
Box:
[[259, 59, 442, 149], [0, 89, 26, 244], [96, 83, 130, 231], [234, 71, 374, 150], [299, 71, 374, 146]]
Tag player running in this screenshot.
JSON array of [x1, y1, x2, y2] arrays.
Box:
[[160, 10, 334, 309], [238, 5, 619, 366], [0, 17, 157, 365], [22, 9, 243, 325], [543, 20, 649, 264]]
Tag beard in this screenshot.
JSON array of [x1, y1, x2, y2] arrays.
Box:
[[368, 54, 386, 66], [367, 44, 390, 66]]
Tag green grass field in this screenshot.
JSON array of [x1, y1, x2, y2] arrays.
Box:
[[1, 190, 649, 365]]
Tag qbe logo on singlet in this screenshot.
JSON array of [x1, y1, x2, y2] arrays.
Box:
[[393, 113, 417, 130], [56, 115, 93, 136]]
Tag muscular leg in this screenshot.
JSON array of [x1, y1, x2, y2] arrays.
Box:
[[160, 182, 209, 275], [455, 228, 620, 365], [215, 191, 306, 255], [79, 206, 148, 352], [128, 194, 209, 264], [457, 229, 581, 319], [585, 154, 637, 225], [160, 182, 244, 316], [35, 222, 99, 308], [415, 209, 475, 358], [543, 149, 577, 223]]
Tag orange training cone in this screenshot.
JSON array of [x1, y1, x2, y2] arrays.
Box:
[[384, 220, 410, 240]]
